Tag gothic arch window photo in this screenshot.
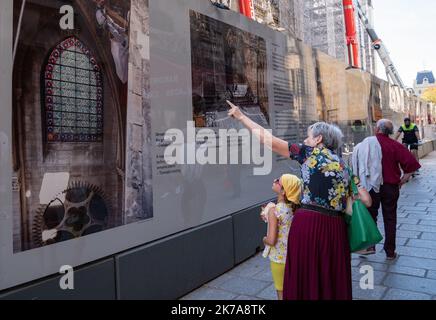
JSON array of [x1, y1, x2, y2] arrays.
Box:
[[44, 37, 104, 143], [11, 0, 153, 257]]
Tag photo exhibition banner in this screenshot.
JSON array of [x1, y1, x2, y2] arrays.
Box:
[[1, 0, 304, 290]]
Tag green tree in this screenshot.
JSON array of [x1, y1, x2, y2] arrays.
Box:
[[422, 87, 436, 104]]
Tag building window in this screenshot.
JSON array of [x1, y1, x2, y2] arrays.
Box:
[[43, 37, 103, 143]]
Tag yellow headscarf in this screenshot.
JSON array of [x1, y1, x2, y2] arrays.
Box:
[[281, 174, 302, 205]]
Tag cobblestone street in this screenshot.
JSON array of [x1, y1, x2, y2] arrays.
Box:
[[183, 152, 436, 300]]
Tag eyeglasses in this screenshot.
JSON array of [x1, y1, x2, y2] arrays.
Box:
[[273, 178, 282, 188]]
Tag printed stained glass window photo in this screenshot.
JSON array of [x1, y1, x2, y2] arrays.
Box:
[[44, 37, 103, 142]]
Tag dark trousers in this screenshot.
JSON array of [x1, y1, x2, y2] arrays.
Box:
[[368, 184, 400, 256]]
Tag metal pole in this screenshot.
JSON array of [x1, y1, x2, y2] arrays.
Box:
[[239, 0, 253, 19], [247, 0, 255, 19], [13, 0, 26, 64], [238, 0, 247, 17], [343, 0, 360, 68]]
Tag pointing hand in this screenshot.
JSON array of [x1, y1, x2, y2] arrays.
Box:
[[227, 100, 244, 121]]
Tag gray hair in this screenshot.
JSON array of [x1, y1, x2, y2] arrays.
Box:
[[309, 122, 344, 150], [376, 119, 394, 135]]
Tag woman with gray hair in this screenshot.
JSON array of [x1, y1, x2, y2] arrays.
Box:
[[227, 101, 363, 300]]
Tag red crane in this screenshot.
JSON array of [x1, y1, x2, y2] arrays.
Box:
[[239, 0, 254, 19], [343, 0, 360, 68]]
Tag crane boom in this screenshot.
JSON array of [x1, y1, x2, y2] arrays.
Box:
[[355, 1, 406, 90]]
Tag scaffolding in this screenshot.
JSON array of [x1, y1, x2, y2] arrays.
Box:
[[355, 0, 376, 74], [238, 0, 305, 39], [225, 0, 375, 74], [303, 0, 376, 74], [303, 0, 347, 64]]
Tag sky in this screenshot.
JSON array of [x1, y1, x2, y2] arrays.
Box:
[[372, 0, 436, 88]]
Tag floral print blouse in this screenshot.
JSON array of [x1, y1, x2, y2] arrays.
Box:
[[266, 202, 293, 264], [289, 144, 352, 212]]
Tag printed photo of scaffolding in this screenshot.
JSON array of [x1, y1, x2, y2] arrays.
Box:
[[190, 10, 269, 129]]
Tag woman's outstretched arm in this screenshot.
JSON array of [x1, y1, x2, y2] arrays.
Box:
[[227, 101, 290, 158]]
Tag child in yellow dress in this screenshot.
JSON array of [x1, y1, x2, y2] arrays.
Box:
[[261, 174, 302, 300]]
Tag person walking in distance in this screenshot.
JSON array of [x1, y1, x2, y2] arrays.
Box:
[[359, 119, 420, 260], [394, 118, 421, 168]]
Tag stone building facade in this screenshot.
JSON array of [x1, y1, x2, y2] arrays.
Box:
[[414, 71, 436, 97], [224, 0, 304, 39]]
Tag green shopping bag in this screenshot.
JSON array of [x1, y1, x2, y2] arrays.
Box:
[[345, 171, 383, 252]]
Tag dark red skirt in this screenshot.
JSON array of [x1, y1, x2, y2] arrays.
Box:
[[283, 208, 352, 300]]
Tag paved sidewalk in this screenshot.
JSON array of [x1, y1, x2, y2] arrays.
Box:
[[182, 152, 436, 300]]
